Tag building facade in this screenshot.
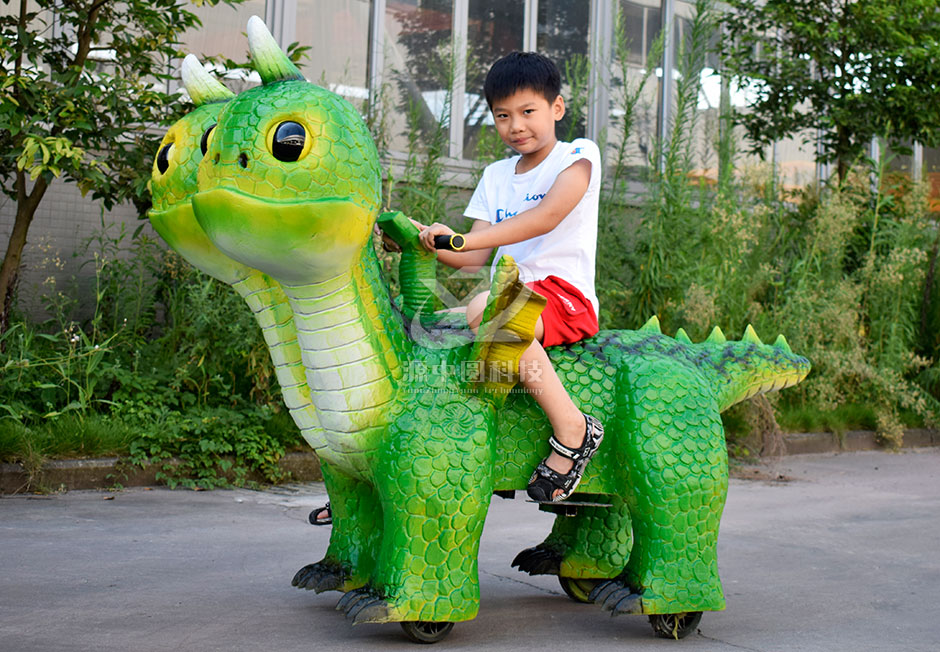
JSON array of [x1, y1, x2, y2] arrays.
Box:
[[3, 0, 938, 316]]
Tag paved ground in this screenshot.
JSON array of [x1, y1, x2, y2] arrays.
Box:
[[2, 448, 938, 652]]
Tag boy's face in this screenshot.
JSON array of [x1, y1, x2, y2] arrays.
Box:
[[490, 88, 565, 160]]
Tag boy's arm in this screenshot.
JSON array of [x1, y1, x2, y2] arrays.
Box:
[[418, 160, 591, 253]]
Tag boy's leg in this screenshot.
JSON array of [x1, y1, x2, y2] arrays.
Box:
[[518, 338, 589, 490], [467, 291, 591, 499]]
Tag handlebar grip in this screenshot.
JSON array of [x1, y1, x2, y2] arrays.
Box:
[[433, 234, 466, 251]]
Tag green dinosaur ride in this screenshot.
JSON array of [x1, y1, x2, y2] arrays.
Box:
[[169, 16, 810, 643]]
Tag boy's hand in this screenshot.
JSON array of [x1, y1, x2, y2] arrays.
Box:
[[418, 222, 456, 252]]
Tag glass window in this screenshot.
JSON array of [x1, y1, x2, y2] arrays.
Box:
[[383, 0, 454, 154], [462, 0, 525, 159], [180, 0, 268, 93], [884, 139, 913, 180], [618, 1, 662, 66], [775, 133, 817, 191], [0, 1, 47, 21], [674, 0, 721, 181], [608, 1, 664, 183], [295, 0, 371, 107], [537, 0, 590, 141]]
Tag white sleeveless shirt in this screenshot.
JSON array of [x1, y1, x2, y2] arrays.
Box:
[[464, 138, 601, 315]]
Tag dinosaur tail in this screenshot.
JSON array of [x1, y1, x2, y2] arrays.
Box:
[[634, 317, 811, 412], [695, 323, 811, 412]]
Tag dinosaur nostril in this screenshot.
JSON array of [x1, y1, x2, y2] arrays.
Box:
[[238, 152, 248, 168], [213, 153, 220, 164]]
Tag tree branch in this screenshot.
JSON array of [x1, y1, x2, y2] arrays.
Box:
[[72, 0, 112, 74], [13, 0, 26, 83], [15, 168, 26, 205]]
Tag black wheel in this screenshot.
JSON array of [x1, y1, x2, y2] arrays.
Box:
[[400, 621, 455, 644], [648, 611, 703, 639], [558, 576, 601, 604]]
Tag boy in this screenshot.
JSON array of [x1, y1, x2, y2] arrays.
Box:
[[417, 51, 604, 502]]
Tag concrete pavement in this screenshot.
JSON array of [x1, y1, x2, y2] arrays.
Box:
[[2, 448, 939, 652]]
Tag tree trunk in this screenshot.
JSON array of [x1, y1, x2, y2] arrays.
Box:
[[0, 171, 49, 336], [837, 156, 849, 185], [1, 0, 101, 337]]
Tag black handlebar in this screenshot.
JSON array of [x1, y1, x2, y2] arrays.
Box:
[[433, 234, 465, 251]]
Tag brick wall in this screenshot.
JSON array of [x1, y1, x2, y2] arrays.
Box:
[[0, 179, 161, 322]]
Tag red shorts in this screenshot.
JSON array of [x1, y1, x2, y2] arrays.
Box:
[[525, 275, 599, 347]]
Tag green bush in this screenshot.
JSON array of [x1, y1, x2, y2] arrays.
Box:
[[0, 223, 298, 486]]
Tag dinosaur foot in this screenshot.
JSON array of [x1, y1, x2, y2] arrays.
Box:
[[336, 587, 390, 624], [588, 579, 642, 616], [511, 544, 561, 576], [291, 560, 347, 593]]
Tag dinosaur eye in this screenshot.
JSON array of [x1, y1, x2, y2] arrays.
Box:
[[156, 142, 173, 174], [271, 121, 306, 162], [200, 124, 216, 156]]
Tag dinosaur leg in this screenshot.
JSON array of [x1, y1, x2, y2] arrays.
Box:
[[512, 498, 633, 579], [292, 461, 382, 593], [603, 362, 728, 615], [338, 398, 495, 625]]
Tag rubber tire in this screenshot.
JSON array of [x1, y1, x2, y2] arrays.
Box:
[[400, 621, 455, 644], [648, 612, 703, 639], [558, 577, 602, 604]]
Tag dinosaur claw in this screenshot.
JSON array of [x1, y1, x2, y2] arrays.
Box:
[[589, 579, 641, 615], [292, 563, 322, 588], [600, 587, 633, 611], [336, 587, 370, 612], [588, 579, 621, 604], [609, 592, 641, 616], [351, 599, 390, 624], [346, 595, 377, 621], [292, 561, 347, 592], [511, 545, 561, 576], [291, 565, 311, 587], [314, 573, 343, 594]]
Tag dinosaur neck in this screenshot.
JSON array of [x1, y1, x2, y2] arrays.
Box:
[[230, 271, 322, 445], [279, 245, 406, 452]]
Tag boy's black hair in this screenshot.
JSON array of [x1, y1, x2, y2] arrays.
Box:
[[483, 51, 561, 108]]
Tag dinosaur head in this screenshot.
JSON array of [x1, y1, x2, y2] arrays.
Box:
[[148, 56, 251, 285], [192, 16, 382, 285]]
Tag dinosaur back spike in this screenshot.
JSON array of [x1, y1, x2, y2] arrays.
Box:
[[640, 315, 662, 333], [742, 324, 762, 345], [705, 325, 726, 344], [773, 334, 793, 353], [247, 15, 305, 84], [181, 54, 235, 106], [674, 327, 692, 344], [703, 336, 811, 411]]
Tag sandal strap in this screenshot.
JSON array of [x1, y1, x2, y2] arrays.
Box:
[[548, 414, 604, 461], [529, 414, 605, 503], [528, 460, 579, 499]]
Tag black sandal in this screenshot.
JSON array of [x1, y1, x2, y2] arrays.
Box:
[[527, 414, 605, 502], [308, 502, 332, 526]]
